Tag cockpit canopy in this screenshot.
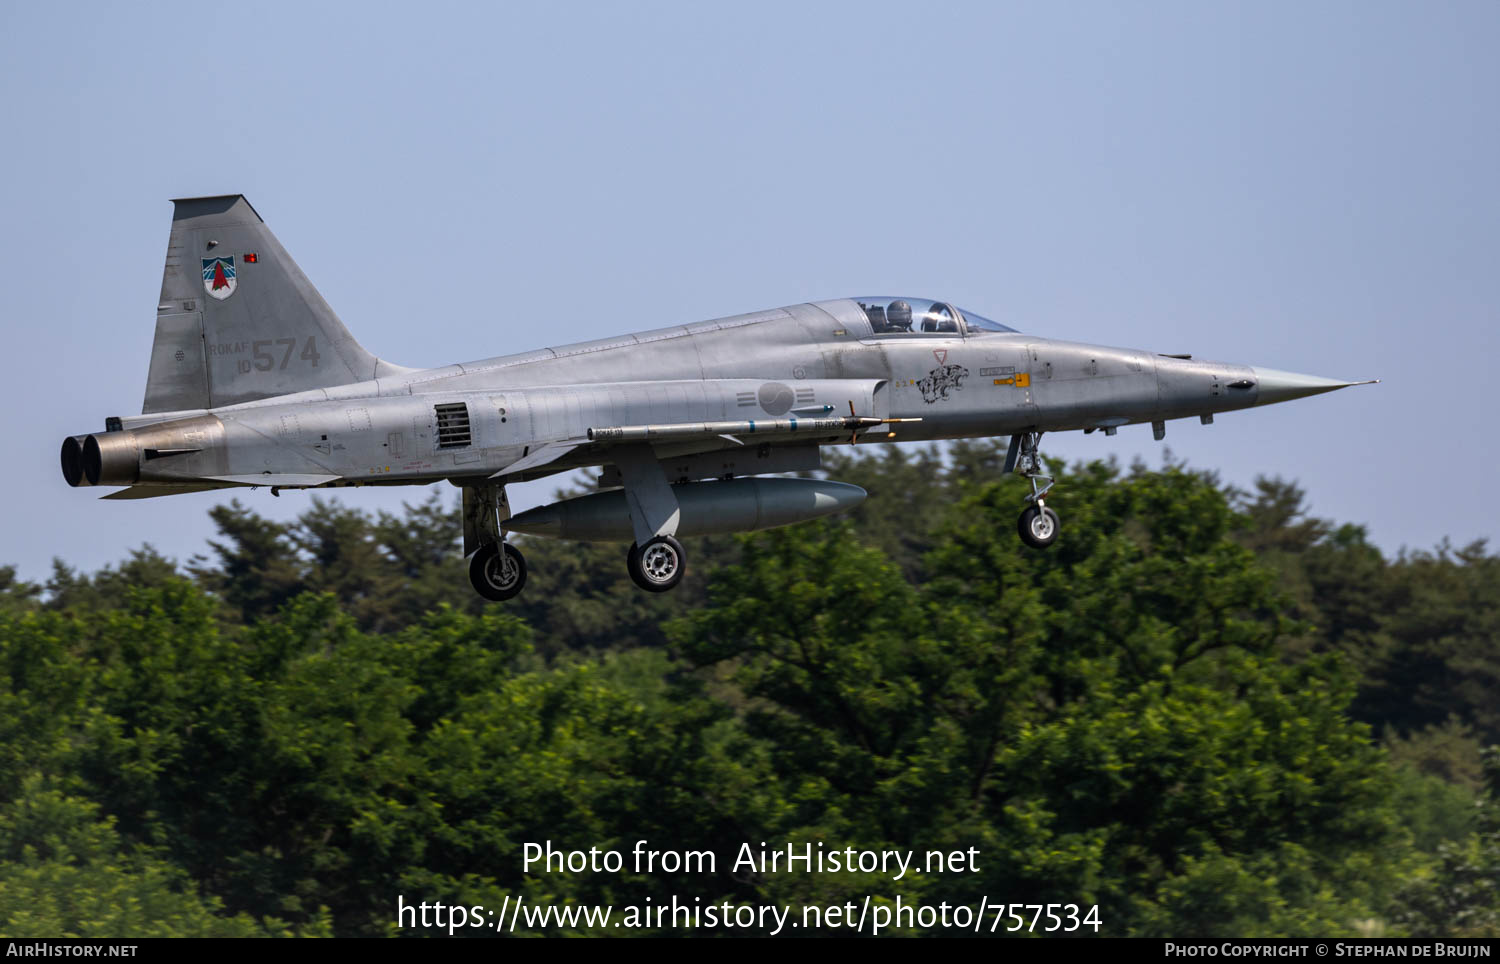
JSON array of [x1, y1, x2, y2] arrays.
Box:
[[854, 297, 1016, 335]]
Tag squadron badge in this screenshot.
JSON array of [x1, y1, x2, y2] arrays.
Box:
[[918, 364, 969, 404], [202, 256, 237, 301]]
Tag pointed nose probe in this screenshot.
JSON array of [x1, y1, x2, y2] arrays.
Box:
[[1249, 368, 1381, 406]]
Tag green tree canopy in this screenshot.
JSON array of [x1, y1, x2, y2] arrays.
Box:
[[1, 450, 1494, 937]]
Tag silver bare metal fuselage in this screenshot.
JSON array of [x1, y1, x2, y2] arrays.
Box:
[[97, 298, 1261, 493], [62, 192, 1377, 598]]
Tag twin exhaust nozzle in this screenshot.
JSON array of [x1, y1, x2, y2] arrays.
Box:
[[60, 433, 139, 487], [61, 414, 223, 488]]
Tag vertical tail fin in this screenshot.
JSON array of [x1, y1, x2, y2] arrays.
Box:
[[143, 195, 409, 413]]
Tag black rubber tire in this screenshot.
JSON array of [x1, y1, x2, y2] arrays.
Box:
[[626, 543, 650, 591], [1017, 505, 1060, 549], [626, 535, 686, 593], [469, 542, 527, 601]]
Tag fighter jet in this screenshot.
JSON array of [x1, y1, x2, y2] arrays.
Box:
[[59, 196, 1377, 599]]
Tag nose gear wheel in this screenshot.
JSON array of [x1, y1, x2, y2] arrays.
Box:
[[1010, 430, 1061, 550]]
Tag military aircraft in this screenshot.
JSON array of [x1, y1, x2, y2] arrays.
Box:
[[60, 196, 1377, 599]]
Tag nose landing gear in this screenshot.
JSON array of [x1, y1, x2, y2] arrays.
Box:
[[1018, 504, 1060, 548], [1007, 430, 1061, 549]]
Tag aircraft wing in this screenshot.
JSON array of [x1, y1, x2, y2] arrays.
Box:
[[490, 411, 918, 482], [484, 378, 911, 482], [585, 412, 916, 446], [492, 441, 583, 479]]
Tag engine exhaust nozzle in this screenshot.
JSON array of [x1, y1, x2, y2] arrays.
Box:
[[60, 436, 90, 487], [82, 432, 140, 487]]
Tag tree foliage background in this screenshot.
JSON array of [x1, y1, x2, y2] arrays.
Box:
[[2, 441, 1497, 937]]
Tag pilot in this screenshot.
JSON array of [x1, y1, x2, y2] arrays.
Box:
[[887, 300, 913, 332], [923, 303, 958, 333]]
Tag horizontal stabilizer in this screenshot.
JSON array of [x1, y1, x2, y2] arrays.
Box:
[[205, 473, 341, 487], [100, 483, 235, 500]]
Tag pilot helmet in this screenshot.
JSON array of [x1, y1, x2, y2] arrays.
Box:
[[887, 300, 912, 330]]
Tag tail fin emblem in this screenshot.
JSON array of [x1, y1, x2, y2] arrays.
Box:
[[201, 256, 237, 301]]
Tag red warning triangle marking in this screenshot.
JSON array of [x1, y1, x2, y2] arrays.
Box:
[[934, 349, 947, 365]]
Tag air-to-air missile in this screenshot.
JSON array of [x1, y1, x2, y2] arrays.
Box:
[[60, 196, 1377, 598]]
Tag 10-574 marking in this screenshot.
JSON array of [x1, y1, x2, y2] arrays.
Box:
[[233, 336, 321, 374]]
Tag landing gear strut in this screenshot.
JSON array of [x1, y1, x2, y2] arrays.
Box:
[[1009, 430, 1060, 549], [463, 482, 528, 601], [627, 535, 686, 593]]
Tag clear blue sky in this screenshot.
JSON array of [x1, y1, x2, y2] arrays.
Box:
[[3, 1, 1496, 583]]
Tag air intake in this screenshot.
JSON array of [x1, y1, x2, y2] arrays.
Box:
[[435, 403, 472, 448]]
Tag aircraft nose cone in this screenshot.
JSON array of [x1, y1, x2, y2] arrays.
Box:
[[1250, 367, 1379, 407]]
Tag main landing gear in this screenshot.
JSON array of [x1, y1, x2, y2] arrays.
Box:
[[464, 482, 528, 601], [1009, 430, 1060, 550], [469, 541, 527, 601], [461, 479, 690, 602], [627, 535, 686, 593]]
